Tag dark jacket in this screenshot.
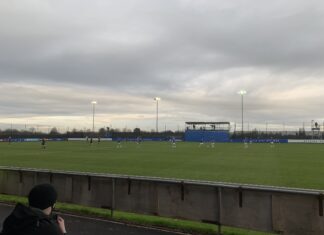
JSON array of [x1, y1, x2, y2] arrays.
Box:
[[1, 203, 61, 235]]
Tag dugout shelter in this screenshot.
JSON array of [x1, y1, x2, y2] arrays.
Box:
[[184, 122, 230, 142]]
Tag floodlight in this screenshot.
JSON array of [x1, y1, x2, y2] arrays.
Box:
[[154, 97, 161, 101], [238, 90, 247, 95], [91, 101, 97, 104]]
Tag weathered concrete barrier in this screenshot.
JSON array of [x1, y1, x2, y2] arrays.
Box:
[[0, 166, 323, 234]]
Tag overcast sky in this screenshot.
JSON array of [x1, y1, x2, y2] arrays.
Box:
[[0, 0, 323, 132]]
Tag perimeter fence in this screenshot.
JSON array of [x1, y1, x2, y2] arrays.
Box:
[[0, 167, 323, 235]]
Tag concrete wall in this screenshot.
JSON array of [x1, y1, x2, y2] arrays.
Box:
[[0, 167, 323, 235]]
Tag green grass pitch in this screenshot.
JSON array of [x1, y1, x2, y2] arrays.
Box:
[[1, 141, 324, 190]]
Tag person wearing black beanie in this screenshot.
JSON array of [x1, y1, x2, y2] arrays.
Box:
[[1, 184, 67, 235], [29, 183, 58, 210]]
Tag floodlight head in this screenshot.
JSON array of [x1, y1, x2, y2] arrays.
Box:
[[154, 97, 161, 101], [238, 90, 247, 95], [91, 101, 97, 104]]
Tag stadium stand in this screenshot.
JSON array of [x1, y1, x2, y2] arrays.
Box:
[[184, 122, 230, 142]]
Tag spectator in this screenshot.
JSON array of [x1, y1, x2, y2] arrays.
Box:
[[1, 184, 67, 235]]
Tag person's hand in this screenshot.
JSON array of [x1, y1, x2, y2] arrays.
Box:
[[57, 216, 67, 234]]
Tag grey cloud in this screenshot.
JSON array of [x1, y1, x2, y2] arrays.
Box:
[[1, 0, 323, 89], [0, 0, 324, 130]]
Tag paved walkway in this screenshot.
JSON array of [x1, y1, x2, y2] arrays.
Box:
[[0, 203, 186, 235]]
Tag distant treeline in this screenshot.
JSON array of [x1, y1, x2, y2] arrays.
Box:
[[0, 127, 322, 140], [0, 127, 184, 139]]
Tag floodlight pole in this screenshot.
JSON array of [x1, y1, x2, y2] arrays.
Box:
[[241, 95, 243, 136], [91, 101, 97, 134], [238, 90, 247, 138], [154, 97, 161, 132]]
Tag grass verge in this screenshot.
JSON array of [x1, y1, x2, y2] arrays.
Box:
[[0, 194, 275, 235]]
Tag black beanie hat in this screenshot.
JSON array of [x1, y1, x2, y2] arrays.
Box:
[[28, 184, 58, 210]]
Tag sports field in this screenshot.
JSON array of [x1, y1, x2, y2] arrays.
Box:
[[1, 141, 324, 190]]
